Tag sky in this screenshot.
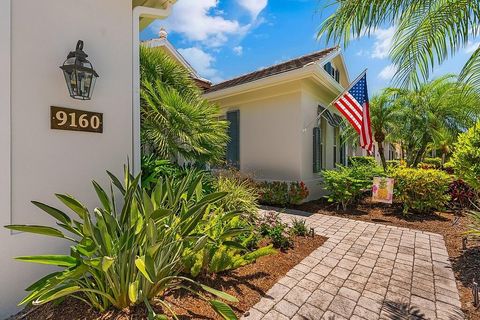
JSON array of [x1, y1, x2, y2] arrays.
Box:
[[140, 0, 479, 94]]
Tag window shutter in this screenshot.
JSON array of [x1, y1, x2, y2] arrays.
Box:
[[313, 127, 321, 173], [226, 110, 240, 169]]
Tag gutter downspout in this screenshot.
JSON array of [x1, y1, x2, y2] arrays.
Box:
[[132, 5, 172, 175]]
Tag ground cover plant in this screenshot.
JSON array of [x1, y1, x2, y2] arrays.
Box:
[[5, 168, 238, 319]]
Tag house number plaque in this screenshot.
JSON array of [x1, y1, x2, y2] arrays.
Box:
[[51, 106, 103, 133]]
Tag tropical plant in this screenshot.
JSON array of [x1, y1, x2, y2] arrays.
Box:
[[140, 47, 229, 164], [183, 210, 275, 277], [214, 175, 259, 218], [392, 167, 452, 214], [141, 155, 180, 189], [5, 168, 238, 319], [369, 92, 399, 171], [318, 0, 480, 90], [448, 179, 478, 210], [450, 123, 480, 191], [388, 76, 479, 167]]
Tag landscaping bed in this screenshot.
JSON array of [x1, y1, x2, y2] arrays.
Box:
[[294, 197, 480, 320], [10, 235, 326, 320]]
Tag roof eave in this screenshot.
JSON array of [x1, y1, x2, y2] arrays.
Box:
[[204, 64, 343, 101]]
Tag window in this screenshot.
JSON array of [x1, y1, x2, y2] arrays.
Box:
[[226, 110, 240, 169], [324, 62, 340, 84]]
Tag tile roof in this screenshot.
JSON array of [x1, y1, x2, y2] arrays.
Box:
[[205, 47, 339, 93]]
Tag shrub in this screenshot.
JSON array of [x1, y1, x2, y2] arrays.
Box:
[[258, 181, 310, 206], [322, 164, 385, 210], [421, 157, 443, 169], [467, 204, 480, 238], [214, 175, 259, 218], [291, 218, 309, 237], [258, 181, 290, 206], [289, 182, 310, 205], [451, 124, 480, 191], [5, 169, 238, 319], [386, 160, 401, 168], [258, 212, 293, 250], [448, 179, 478, 210], [348, 156, 376, 167], [392, 168, 452, 214]]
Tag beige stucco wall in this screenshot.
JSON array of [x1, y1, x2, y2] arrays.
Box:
[[0, 0, 134, 316], [219, 82, 304, 181]]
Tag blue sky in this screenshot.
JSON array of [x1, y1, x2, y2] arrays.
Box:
[[141, 0, 479, 94]]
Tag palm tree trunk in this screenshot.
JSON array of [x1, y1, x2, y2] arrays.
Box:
[[412, 139, 429, 167], [377, 141, 388, 172]]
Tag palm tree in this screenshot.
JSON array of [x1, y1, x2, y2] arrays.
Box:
[[318, 0, 480, 90], [140, 47, 229, 164], [388, 75, 478, 167], [369, 92, 398, 172]]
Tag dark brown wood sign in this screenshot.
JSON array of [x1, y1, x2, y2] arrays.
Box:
[[51, 106, 103, 133]]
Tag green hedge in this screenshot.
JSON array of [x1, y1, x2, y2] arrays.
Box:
[[392, 168, 452, 214]]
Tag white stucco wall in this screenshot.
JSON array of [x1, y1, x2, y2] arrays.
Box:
[[0, 0, 134, 316]]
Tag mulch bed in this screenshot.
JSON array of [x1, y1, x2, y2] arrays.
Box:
[[293, 197, 480, 320], [11, 235, 326, 320]]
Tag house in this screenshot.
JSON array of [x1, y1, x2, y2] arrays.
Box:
[[146, 30, 358, 200], [204, 48, 353, 200], [0, 0, 176, 316]]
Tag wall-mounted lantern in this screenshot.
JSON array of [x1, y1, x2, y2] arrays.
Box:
[[60, 40, 99, 100]]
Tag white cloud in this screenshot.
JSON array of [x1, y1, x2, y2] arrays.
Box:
[[378, 64, 398, 81], [237, 0, 268, 19], [464, 41, 480, 54], [371, 27, 396, 59], [157, 0, 248, 47], [177, 47, 222, 82], [233, 46, 243, 56]]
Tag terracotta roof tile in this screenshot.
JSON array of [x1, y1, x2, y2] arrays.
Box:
[[205, 47, 338, 93]]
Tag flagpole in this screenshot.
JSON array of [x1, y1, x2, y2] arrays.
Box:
[[302, 68, 368, 132]]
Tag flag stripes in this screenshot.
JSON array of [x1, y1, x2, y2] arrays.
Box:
[[332, 72, 373, 152]]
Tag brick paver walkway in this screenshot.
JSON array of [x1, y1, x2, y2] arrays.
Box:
[[243, 209, 464, 320]]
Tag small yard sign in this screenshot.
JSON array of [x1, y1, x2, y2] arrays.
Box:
[[51, 106, 103, 133], [372, 177, 394, 204]]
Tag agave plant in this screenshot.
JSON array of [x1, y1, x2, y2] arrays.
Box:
[[5, 167, 238, 319]]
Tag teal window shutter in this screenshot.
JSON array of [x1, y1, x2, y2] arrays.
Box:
[[226, 110, 240, 169], [313, 127, 321, 173]]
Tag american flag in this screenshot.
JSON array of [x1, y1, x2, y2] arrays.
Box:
[[333, 72, 373, 152]]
